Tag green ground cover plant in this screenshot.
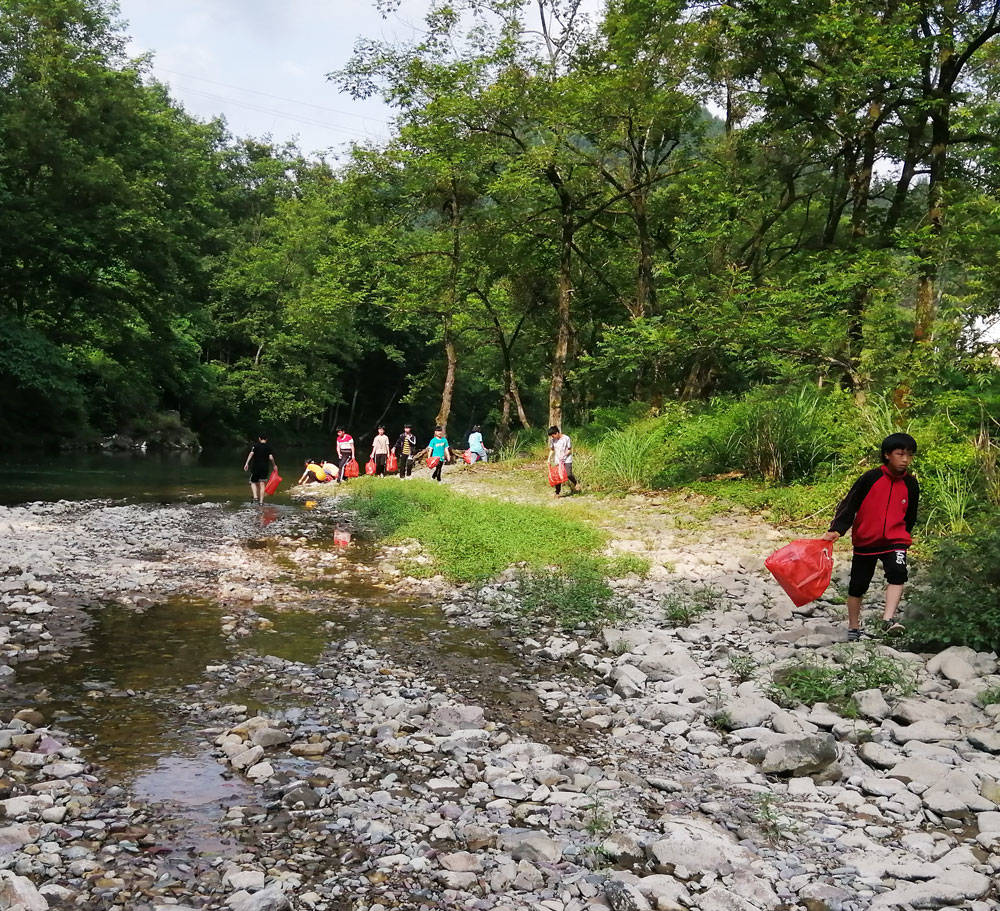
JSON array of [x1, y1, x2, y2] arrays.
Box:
[[511, 563, 634, 631], [767, 644, 916, 709], [978, 686, 1000, 707], [343, 478, 604, 582], [661, 583, 724, 626]]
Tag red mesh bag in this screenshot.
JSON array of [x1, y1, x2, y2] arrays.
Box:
[[548, 463, 568, 487], [462, 451, 475, 464], [426, 456, 441, 469], [765, 538, 834, 607], [365, 459, 376, 475], [344, 458, 359, 479], [264, 470, 281, 496], [387, 452, 398, 472]]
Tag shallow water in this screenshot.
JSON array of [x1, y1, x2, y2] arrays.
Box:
[[0, 448, 318, 506]]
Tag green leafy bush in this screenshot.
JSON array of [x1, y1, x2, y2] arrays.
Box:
[[512, 563, 633, 631], [905, 520, 1000, 652]]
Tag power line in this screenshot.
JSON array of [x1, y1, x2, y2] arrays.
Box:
[[156, 66, 391, 125], [176, 85, 387, 141]]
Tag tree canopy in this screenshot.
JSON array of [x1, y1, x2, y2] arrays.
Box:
[[2, 0, 999, 449]]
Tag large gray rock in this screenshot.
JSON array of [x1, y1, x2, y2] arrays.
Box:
[[720, 695, 781, 730], [438, 851, 483, 873], [646, 816, 754, 880], [228, 885, 291, 911], [758, 734, 839, 776], [870, 867, 990, 908], [853, 688, 891, 720], [497, 830, 563, 864], [609, 664, 648, 697], [890, 720, 959, 744], [637, 649, 701, 681], [968, 729, 1000, 754], [427, 704, 486, 734], [634, 874, 690, 910], [0, 872, 48, 911], [857, 742, 899, 770]]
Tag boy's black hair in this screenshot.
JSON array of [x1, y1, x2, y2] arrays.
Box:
[[547, 425, 560, 436], [880, 433, 917, 462], [257, 432, 267, 440]]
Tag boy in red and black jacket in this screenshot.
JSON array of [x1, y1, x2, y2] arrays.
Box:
[[822, 433, 919, 641]]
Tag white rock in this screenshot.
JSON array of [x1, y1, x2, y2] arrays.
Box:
[[0, 872, 48, 911], [853, 688, 891, 720], [497, 830, 563, 864], [646, 816, 753, 880]]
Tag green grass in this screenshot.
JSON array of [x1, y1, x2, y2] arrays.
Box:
[[342, 477, 605, 582], [687, 476, 847, 525]]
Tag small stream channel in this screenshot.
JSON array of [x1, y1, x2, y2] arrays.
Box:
[[7, 500, 581, 860]]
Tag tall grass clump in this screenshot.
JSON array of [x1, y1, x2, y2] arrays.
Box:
[[591, 420, 664, 490], [342, 478, 604, 582], [726, 386, 839, 481]]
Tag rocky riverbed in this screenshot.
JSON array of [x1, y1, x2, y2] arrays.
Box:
[[1, 492, 998, 910]]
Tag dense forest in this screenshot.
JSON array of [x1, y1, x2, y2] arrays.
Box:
[[2, 0, 999, 452]]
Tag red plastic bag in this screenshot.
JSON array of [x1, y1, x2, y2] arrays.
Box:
[[426, 456, 441, 469], [264, 470, 281, 496], [344, 458, 359, 479], [462, 450, 475, 464], [365, 459, 376, 475], [548, 463, 568, 487], [387, 452, 398, 472], [765, 539, 834, 607]]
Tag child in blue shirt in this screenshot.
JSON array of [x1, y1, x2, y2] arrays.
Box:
[[427, 427, 451, 482]]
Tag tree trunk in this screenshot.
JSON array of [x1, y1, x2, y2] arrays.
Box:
[[436, 328, 457, 427], [631, 191, 655, 318], [881, 119, 926, 241], [548, 218, 573, 430], [511, 374, 530, 428], [914, 105, 949, 343], [850, 101, 881, 241]]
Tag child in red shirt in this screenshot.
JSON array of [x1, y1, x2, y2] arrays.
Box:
[[822, 433, 919, 641]]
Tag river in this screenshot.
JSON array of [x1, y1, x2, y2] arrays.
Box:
[[0, 447, 316, 506]]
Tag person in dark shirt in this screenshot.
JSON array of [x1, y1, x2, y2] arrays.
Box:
[[822, 433, 919, 640], [243, 433, 277, 505]]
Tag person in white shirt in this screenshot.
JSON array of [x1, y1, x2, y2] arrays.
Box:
[[547, 425, 579, 496], [369, 426, 391, 476]]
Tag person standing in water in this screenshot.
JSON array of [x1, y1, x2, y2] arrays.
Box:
[[370, 426, 391, 476], [395, 424, 418, 479], [467, 425, 488, 462], [335, 427, 355, 483], [427, 426, 451, 482], [243, 433, 277, 505]]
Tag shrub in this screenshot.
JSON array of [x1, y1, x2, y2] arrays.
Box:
[[728, 652, 760, 682], [511, 563, 634, 631], [905, 519, 1000, 652], [767, 644, 916, 709]]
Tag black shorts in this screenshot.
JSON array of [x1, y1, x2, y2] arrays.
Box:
[[250, 470, 269, 483], [848, 550, 908, 597]]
